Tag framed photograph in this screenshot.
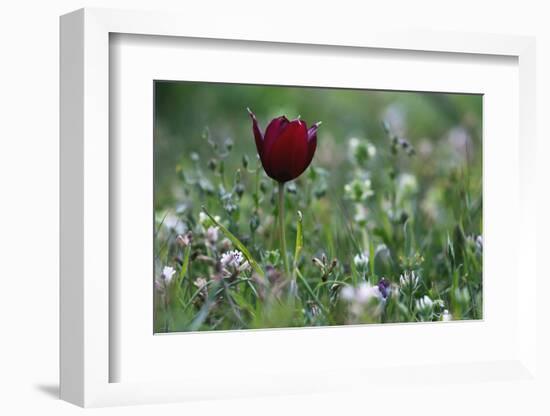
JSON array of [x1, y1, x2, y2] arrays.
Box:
[[60, 8, 538, 408]]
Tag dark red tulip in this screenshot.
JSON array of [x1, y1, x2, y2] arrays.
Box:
[[247, 108, 320, 183]]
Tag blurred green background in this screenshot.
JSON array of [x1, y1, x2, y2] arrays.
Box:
[[154, 81, 482, 210]]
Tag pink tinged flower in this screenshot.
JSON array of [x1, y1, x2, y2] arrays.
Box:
[[205, 226, 219, 246], [247, 108, 320, 183], [220, 250, 245, 268]]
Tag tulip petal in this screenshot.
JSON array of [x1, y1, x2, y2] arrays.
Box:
[[260, 116, 290, 171], [307, 122, 321, 142], [263, 116, 289, 152], [264, 120, 309, 182], [247, 108, 264, 155], [306, 121, 320, 166]]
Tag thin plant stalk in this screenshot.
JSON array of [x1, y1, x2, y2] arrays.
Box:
[[278, 181, 290, 277]]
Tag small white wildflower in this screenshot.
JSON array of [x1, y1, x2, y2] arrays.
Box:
[[442, 309, 452, 322], [397, 173, 418, 196], [205, 226, 219, 245], [420, 295, 433, 308], [348, 137, 360, 155], [476, 235, 483, 251], [348, 137, 376, 164], [220, 250, 245, 268], [416, 295, 433, 311], [344, 178, 374, 202], [353, 252, 369, 271], [416, 295, 434, 320], [162, 266, 176, 284], [399, 271, 419, 293]]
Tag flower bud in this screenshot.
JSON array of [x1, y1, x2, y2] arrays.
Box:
[[248, 108, 319, 183]]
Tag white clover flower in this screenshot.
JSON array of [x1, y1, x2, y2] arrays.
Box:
[[442, 309, 452, 322], [416, 295, 433, 313], [220, 250, 245, 268], [162, 266, 176, 284], [353, 252, 369, 271]]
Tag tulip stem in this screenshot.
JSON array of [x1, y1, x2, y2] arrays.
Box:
[[278, 181, 290, 278]]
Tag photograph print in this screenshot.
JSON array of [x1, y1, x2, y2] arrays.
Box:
[[154, 81, 482, 333]]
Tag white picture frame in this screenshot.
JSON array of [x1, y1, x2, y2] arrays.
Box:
[[60, 7, 538, 408]]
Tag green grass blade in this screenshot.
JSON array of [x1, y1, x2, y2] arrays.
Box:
[[296, 268, 327, 314], [177, 244, 191, 288]]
